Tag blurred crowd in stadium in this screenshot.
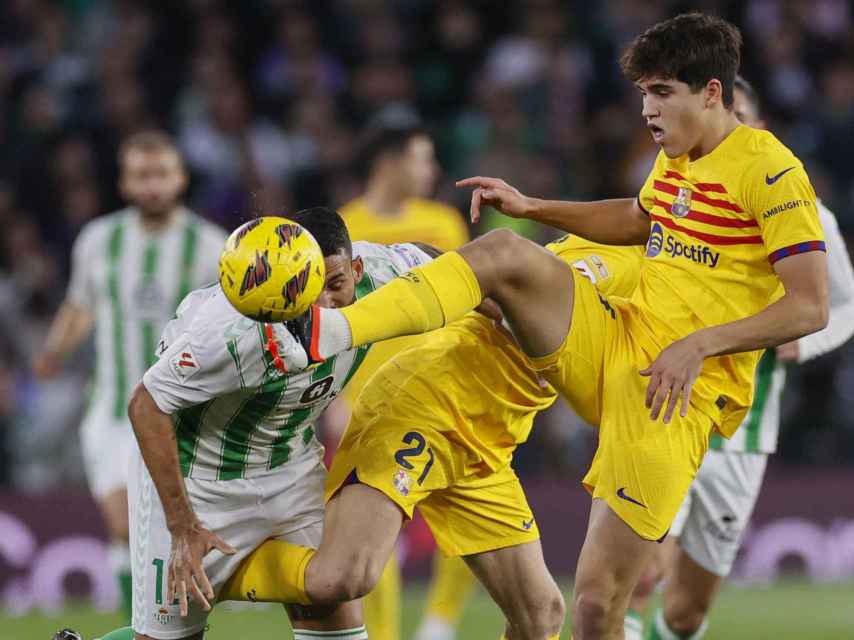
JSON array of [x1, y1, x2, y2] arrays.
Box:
[[0, 0, 853, 490]]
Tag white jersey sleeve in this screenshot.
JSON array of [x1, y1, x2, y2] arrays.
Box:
[[797, 203, 854, 363], [192, 217, 229, 284], [143, 287, 281, 414], [353, 241, 434, 287], [65, 221, 102, 308]]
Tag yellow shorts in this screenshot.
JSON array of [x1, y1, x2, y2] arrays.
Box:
[[532, 274, 714, 541], [326, 420, 539, 556], [325, 319, 546, 556]]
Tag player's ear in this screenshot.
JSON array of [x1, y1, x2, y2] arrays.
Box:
[[351, 256, 364, 283], [705, 79, 723, 108]]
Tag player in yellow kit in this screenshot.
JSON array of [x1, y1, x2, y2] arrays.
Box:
[[220, 235, 644, 640], [286, 13, 828, 640], [334, 124, 470, 640]]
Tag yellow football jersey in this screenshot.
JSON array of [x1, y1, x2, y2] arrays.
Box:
[[340, 197, 470, 406], [635, 124, 825, 436], [340, 197, 469, 251]]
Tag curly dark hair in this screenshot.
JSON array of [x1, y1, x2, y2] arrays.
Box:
[[620, 12, 742, 108]]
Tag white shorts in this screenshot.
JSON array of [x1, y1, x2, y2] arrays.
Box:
[[670, 449, 768, 577], [80, 404, 137, 500], [129, 447, 326, 639]]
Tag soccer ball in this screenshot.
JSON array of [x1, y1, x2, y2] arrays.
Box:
[[219, 216, 326, 322]]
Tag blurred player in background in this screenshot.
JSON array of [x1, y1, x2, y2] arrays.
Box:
[[33, 131, 227, 620], [330, 124, 474, 640], [625, 76, 854, 640]]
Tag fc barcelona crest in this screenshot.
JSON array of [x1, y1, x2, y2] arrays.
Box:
[[671, 187, 692, 218]]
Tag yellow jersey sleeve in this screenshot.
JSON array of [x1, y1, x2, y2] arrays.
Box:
[[637, 152, 666, 215], [743, 160, 825, 264]]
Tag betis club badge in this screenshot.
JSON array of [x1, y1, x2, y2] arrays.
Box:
[[671, 187, 692, 217]]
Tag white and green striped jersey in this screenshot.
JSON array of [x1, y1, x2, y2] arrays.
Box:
[[710, 202, 854, 454], [67, 207, 227, 421], [142, 241, 433, 480]]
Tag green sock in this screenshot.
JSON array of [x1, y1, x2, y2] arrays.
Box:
[[625, 608, 644, 640], [118, 571, 133, 622], [646, 607, 708, 640], [96, 626, 134, 640]]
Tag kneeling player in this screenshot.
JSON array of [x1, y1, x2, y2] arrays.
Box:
[[219, 236, 644, 640]]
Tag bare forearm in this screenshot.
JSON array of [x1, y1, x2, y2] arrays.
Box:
[[696, 293, 828, 357], [524, 197, 650, 245], [128, 384, 198, 532], [43, 302, 94, 356]]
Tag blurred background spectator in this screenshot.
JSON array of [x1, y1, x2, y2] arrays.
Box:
[[1, 0, 853, 491]]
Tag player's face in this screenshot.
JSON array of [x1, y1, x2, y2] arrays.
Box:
[[637, 77, 707, 158], [400, 135, 439, 197], [120, 148, 187, 217], [732, 88, 765, 129], [315, 251, 364, 309]]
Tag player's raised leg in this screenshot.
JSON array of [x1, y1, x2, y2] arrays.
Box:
[[463, 541, 564, 640], [305, 484, 404, 602], [306, 228, 576, 361], [220, 483, 404, 607], [572, 499, 659, 640]]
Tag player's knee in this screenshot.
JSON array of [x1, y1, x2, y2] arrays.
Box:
[[664, 597, 707, 637], [572, 591, 607, 636], [633, 563, 661, 600], [505, 589, 565, 640], [572, 584, 614, 638], [540, 589, 566, 636], [461, 228, 531, 291], [326, 551, 384, 602]]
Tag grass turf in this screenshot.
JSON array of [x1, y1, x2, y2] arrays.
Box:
[[5, 580, 854, 639]]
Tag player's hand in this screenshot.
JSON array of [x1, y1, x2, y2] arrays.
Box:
[[640, 335, 708, 424], [167, 521, 236, 616], [32, 351, 63, 380], [775, 340, 800, 363], [455, 176, 534, 223]]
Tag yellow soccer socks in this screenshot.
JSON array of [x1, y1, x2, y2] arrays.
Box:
[[219, 539, 315, 605], [414, 555, 478, 640], [363, 553, 402, 640], [313, 252, 482, 358]]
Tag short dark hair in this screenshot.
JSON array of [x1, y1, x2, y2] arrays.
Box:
[[734, 75, 760, 113], [288, 207, 352, 257], [119, 130, 182, 165], [358, 125, 429, 179], [620, 12, 742, 108]]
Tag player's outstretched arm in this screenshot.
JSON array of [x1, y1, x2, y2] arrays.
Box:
[[32, 302, 94, 379], [456, 176, 650, 245], [642, 250, 828, 423], [127, 383, 236, 616]]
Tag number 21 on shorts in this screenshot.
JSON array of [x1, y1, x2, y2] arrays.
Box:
[[394, 431, 435, 485]]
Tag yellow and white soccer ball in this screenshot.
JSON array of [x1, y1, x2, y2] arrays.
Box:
[[219, 216, 325, 321]]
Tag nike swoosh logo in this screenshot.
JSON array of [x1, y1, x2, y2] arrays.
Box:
[[765, 166, 795, 185], [617, 487, 647, 508], [522, 517, 535, 530]]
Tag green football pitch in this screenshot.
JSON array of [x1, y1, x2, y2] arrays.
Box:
[[6, 580, 854, 639]]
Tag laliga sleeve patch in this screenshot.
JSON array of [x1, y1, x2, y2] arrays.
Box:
[[170, 344, 202, 382]]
